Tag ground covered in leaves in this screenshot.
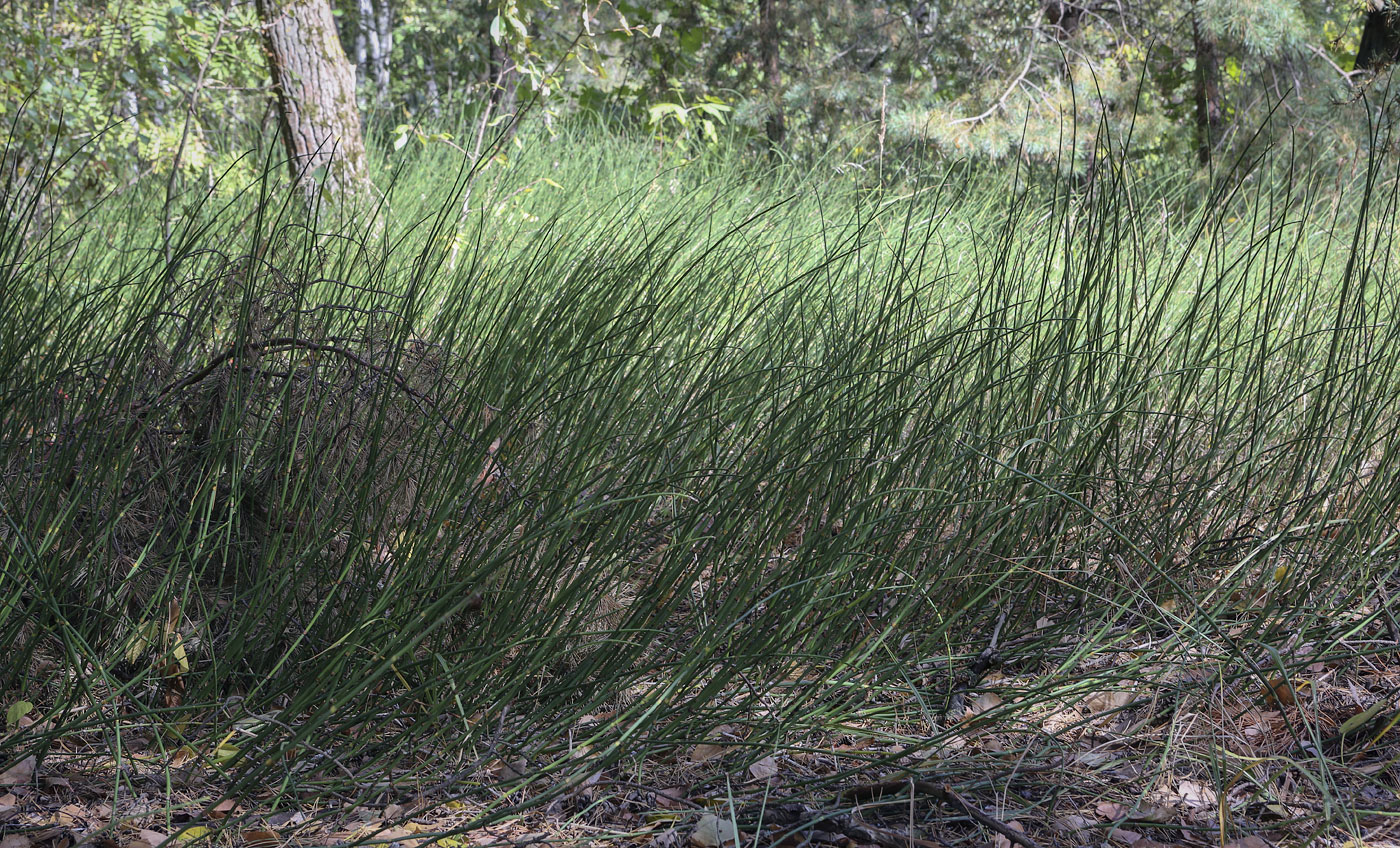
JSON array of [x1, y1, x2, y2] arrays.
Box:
[[5, 597, 1399, 848]]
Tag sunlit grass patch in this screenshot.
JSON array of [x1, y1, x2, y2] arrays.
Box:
[[2, 121, 1400, 846]]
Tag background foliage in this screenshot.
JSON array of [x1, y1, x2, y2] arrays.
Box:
[[2, 0, 1392, 207]]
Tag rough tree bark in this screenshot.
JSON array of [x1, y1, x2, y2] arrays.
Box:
[[257, 0, 370, 200], [1356, 2, 1400, 71], [1191, 2, 1223, 166], [758, 0, 784, 152]]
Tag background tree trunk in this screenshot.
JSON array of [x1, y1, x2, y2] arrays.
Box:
[[487, 38, 518, 115], [1191, 3, 1223, 165], [354, 0, 373, 107], [257, 0, 370, 200], [758, 0, 784, 152], [424, 57, 441, 117], [1043, 0, 1083, 39], [1356, 3, 1400, 71], [372, 0, 392, 101]]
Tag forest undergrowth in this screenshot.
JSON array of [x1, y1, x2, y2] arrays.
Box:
[[4, 111, 1400, 848]]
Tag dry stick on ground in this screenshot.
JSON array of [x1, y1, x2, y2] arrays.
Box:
[[838, 780, 1041, 848], [1375, 579, 1400, 646], [587, 781, 706, 808], [947, 605, 1008, 717], [760, 801, 981, 848]]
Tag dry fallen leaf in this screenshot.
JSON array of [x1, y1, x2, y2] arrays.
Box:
[[1222, 838, 1271, 848], [241, 831, 277, 848], [967, 692, 1002, 716], [1127, 803, 1175, 824], [747, 756, 779, 780], [689, 813, 739, 848], [0, 834, 33, 848], [1096, 801, 1129, 820], [1074, 751, 1115, 768], [655, 787, 690, 809], [688, 743, 728, 763], [1054, 814, 1093, 835], [494, 758, 530, 781], [208, 799, 237, 820], [991, 820, 1024, 848], [169, 747, 196, 769], [651, 829, 686, 848], [1176, 779, 1217, 809], [267, 811, 306, 829], [688, 727, 737, 764], [1084, 691, 1136, 714], [0, 756, 35, 786], [1261, 677, 1309, 707], [138, 829, 169, 847], [53, 804, 86, 827]]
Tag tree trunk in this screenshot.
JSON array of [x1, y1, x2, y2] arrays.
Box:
[[373, 0, 391, 101], [1191, 3, 1223, 166], [758, 0, 784, 152], [1043, 0, 1082, 39], [425, 57, 441, 117], [487, 38, 518, 115], [355, 0, 373, 107], [257, 0, 370, 200], [1356, 3, 1400, 71]]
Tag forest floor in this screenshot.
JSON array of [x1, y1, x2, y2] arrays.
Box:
[[5, 610, 1399, 848]]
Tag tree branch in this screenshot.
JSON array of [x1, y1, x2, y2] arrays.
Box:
[[950, 45, 1037, 127]]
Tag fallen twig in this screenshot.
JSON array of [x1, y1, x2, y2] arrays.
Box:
[[838, 780, 1041, 848]]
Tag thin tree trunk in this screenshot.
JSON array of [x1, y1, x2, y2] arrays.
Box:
[[487, 38, 517, 115], [1356, 3, 1400, 71], [355, 0, 372, 106], [373, 0, 391, 100], [1191, 3, 1223, 165], [256, 0, 370, 199], [425, 57, 441, 117], [1043, 0, 1082, 39], [758, 0, 784, 152]]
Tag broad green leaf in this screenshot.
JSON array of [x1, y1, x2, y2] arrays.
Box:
[[5, 701, 33, 729]]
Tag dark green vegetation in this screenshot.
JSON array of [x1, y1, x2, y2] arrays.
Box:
[[5, 85, 1400, 844]]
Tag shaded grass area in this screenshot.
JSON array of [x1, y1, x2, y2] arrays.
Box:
[[4, 116, 1400, 847]]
